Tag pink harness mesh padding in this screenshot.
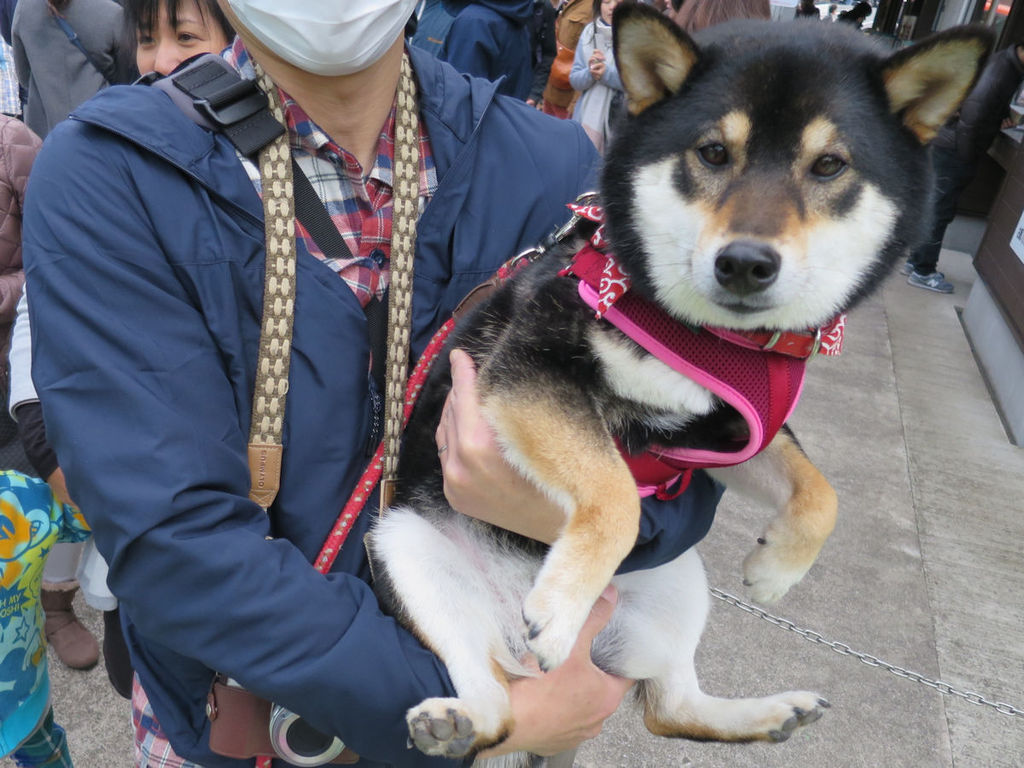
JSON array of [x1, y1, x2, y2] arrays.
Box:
[[579, 281, 806, 469]]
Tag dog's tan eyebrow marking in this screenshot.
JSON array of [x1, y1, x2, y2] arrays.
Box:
[[798, 116, 843, 160], [720, 111, 752, 151]]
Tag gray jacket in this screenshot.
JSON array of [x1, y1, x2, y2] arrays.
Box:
[[12, 0, 132, 138]]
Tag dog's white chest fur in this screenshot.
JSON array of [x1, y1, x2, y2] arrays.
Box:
[[590, 325, 714, 424]]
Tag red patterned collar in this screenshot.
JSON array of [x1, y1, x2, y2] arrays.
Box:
[[562, 203, 845, 359]]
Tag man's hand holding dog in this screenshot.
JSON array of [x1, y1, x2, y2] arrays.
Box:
[[437, 349, 566, 544], [478, 585, 633, 758]]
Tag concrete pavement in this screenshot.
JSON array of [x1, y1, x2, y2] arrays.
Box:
[[13, 223, 1024, 768]]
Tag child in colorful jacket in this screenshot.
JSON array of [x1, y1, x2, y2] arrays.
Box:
[[0, 470, 90, 767]]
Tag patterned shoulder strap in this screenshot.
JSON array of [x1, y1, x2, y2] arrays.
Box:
[[246, 61, 296, 511]]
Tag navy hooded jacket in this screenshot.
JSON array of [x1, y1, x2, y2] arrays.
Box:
[[23, 46, 722, 767], [440, 0, 534, 99]]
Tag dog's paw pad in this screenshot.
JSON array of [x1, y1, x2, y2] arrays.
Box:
[[406, 699, 476, 758]]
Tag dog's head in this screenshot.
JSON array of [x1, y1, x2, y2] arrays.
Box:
[[603, 4, 991, 331]]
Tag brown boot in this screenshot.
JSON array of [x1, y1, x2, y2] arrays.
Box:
[[41, 581, 100, 670]]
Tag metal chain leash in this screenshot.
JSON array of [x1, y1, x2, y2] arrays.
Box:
[[710, 587, 1024, 719]]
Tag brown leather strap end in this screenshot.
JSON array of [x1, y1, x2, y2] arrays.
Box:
[[248, 443, 282, 509]]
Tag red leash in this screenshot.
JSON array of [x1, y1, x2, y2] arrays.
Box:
[[313, 317, 455, 575], [253, 319, 455, 768]]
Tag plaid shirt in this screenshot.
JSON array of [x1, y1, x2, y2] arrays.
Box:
[[227, 40, 438, 307]]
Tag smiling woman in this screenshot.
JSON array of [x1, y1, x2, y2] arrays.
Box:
[[124, 0, 234, 76]]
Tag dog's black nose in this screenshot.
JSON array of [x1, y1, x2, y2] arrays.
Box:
[[714, 241, 781, 295]]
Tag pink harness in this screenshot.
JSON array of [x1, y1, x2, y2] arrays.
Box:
[[561, 204, 845, 499]]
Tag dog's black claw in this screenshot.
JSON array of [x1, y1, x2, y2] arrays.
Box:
[[742, 578, 752, 586], [818, 698, 832, 709], [768, 729, 791, 743], [799, 707, 824, 726], [757, 537, 767, 545], [523, 609, 543, 640]]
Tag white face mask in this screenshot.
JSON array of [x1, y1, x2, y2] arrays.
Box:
[[226, 0, 418, 76]]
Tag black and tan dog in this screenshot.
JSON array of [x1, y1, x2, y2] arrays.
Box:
[[367, 6, 991, 764]]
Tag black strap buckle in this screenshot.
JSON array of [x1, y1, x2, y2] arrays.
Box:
[[192, 77, 270, 130], [146, 54, 285, 157]]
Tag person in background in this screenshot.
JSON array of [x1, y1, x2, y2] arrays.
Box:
[[127, 0, 233, 75], [0, 0, 15, 46], [569, 0, 625, 154], [0, 113, 104, 676], [11, 0, 135, 139], [542, 0, 591, 117], [674, 0, 769, 32], [439, 0, 534, 99], [0, 470, 91, 768], [527, 0, 558, 108], [795, 0, 820, 18], [0, 38, 19, 116], [905, 42, 1024, 293], [410, 0, 455, 56], [826, 3, 838, 21], [836, 0, 871, 28], [6, 0, 233, 691]]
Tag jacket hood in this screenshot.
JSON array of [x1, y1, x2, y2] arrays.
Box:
[[443, 0, 534, 24]]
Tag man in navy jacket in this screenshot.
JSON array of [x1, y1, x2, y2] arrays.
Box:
[[22, 2, 723, 765]]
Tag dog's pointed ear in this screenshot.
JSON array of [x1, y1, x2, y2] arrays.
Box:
[[613, 3, 699, 116], [881, 26, 994, 145]]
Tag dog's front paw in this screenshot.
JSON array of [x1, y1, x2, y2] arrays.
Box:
[[406, 698, 479, 758], [742, 532, 814, 604], [521, 587, 590, 672]]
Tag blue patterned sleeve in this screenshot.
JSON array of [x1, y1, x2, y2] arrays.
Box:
[[57, 501, 91, 544]]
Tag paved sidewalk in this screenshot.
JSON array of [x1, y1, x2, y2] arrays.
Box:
[[14, 243, 1024, 768]]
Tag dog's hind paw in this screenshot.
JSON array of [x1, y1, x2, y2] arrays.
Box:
[[406, 698, 479, 758], [645, 689, 829, 742], [758, 692, 830, 743]]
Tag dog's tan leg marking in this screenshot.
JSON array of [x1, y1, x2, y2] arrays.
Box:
[[486, 394, 641, 672], [743, 431, 837, 603], [641, 679, 829, 743]]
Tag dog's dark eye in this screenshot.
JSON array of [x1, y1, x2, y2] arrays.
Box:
[[697, 143, 729, 168], [810, 154, 847, 180]]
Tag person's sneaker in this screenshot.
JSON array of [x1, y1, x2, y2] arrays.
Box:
[[907, 270, 954, 293], [900, 261, 945, 279]]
